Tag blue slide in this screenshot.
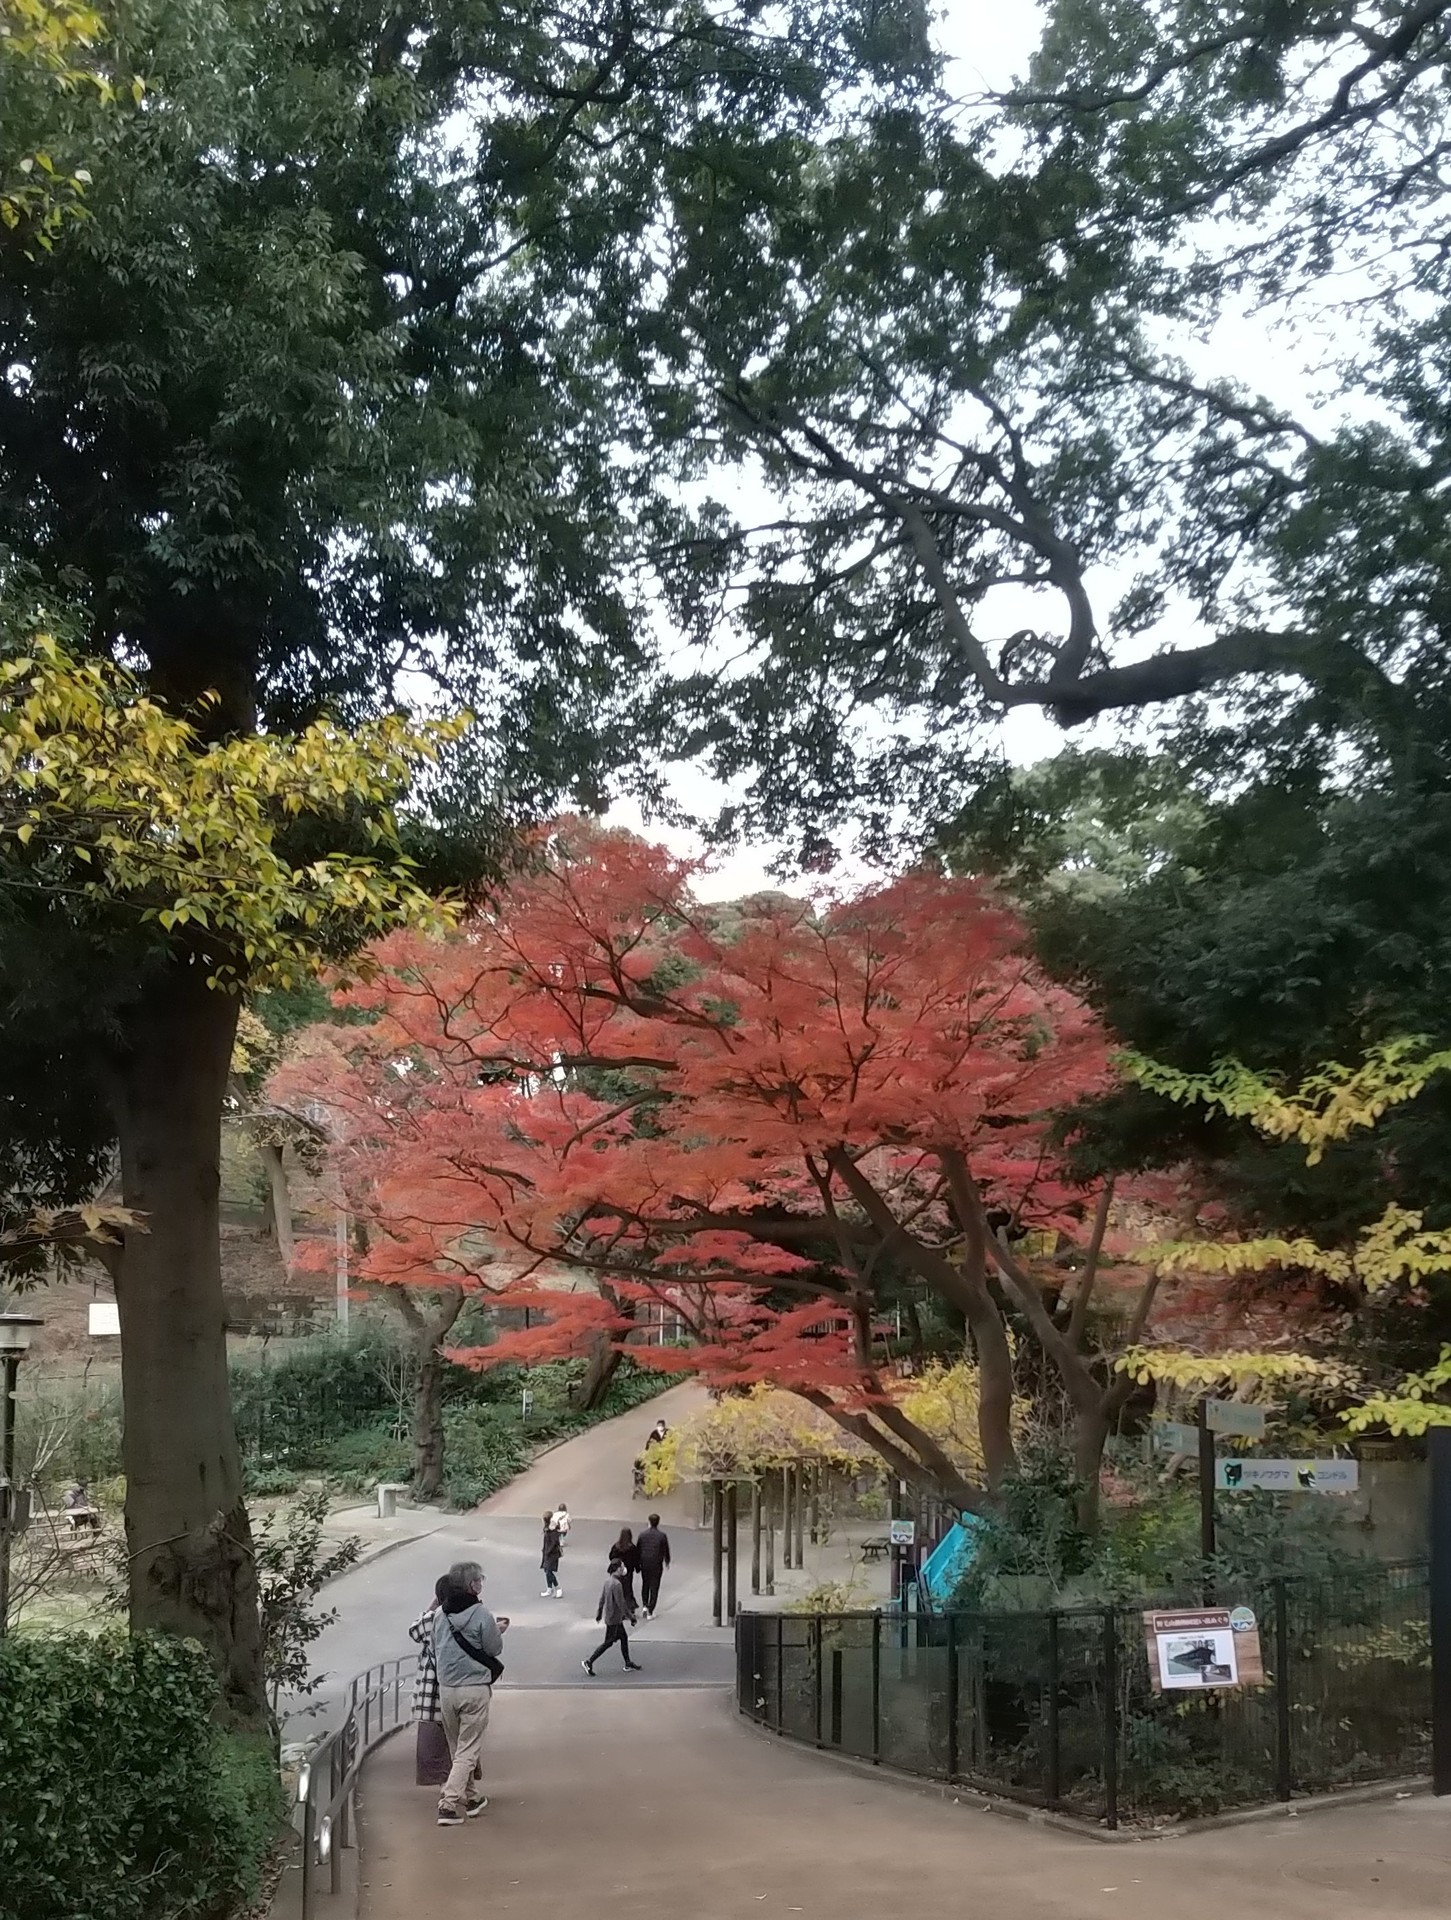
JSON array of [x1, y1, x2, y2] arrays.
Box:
[[917, 1516, 984, 1609]]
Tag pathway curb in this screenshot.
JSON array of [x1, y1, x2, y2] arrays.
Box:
[[733, 1704, 1430, 1844]]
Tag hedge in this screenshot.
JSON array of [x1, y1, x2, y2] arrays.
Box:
[[0, 1631, 281, 1920]]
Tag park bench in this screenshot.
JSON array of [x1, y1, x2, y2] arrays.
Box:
[[859, 1536, 891, 1562]]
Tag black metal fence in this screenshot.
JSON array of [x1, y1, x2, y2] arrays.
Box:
[[736, 1560, 1430, 1827]]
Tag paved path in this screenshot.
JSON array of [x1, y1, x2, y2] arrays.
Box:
[[291, 1384, 722, 1734], [335, 1386, 1449, 1919], [358, 1689, 1450, 1920]]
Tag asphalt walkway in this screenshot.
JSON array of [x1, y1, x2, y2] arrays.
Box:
[[358, 1689, 1449, 1920], [319, 1386, 1449, 1920]]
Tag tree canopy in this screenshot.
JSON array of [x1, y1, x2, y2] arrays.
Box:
[[276, 824, 1172, 1518]]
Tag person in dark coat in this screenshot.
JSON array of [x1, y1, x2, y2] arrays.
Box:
[[636, 1512, 671, 1618], [540, 1512, 563, 1597], [610, 1526, 641, 1610], [581, 1557, 642, 1675]]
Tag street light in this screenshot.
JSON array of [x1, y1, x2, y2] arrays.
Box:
[[0, 1313, 44, 1638]]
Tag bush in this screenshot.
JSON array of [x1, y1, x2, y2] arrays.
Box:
[[441, 1406, 528, 1509], [0, 1631, 282, 1920], [312, 1420, 411, 1493], [230, 1326, 404, 1465]]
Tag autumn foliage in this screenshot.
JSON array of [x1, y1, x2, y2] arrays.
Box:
[[275, 823, 1154, 1511]]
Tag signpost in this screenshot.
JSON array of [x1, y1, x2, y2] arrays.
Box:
[[1205, 1399, 1268, 1439], [1432, 1426, 1451, 1795], [1216, 1458, 1358, 1493], [1183, 1397, 1348, 1602], [888, 1517, 916, 1548]]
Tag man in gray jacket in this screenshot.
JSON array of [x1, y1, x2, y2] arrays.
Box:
[[431, 1560, 507, 1825]]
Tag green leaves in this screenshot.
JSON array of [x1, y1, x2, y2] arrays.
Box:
[[0, 1631, 281, 1920]]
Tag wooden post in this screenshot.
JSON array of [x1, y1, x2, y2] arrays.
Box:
[[711, 1477, 724, 1627], [1432, 1427, 1451, 1794], [726, 1480, 739, 1621], [809, 1462, 821, 1545], [765, 1484, 776, 1596], [795, 1461, 807, 1566], [782, 1465, 795, 1570], [1198, 1398, 1216, 1603], [750, 1480, 762, 1595]]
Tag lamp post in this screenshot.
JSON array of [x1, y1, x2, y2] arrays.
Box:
[[0, 1313, 43, 1638]]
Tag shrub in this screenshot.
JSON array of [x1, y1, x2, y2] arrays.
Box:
[[230, 1326, 404, 1465], [0, 1631, 282, 1920], [441, 1406, 527, 1509], [255, 1491, 363, 1708], [312, 1420, 411, 1493]]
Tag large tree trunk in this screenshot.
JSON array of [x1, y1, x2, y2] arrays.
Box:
[[412, 1346, 449, 1499], [393, 1285, 466, 1500], [579, 1283, 637, 1411], [257, 1139, 294, 1270], [110, 960, 265, 1728]]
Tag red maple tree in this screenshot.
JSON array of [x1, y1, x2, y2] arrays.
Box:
[[275, 823, 1163, 1515]]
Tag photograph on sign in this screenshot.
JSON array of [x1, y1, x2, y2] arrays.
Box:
[[1162, 1628, 1237, 1686], [889, 1518, 916, 1547]]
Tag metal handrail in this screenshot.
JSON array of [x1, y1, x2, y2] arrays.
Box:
[[295, 1656, 409, 1920]]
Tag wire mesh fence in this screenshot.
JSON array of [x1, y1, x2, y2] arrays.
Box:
[[736, 1560, 1430, 1827]]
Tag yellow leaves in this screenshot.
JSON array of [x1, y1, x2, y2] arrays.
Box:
[[1116, 1346, 1347, 1392], [1341, 1347, 1451, 1436], [897, 1360, 1028, 1477], [1137, 1203, 1451, 1295], [0, 633, 464, 987], [1143, 1235, 1350, 1282], [655, 1385, 873, 1488], [1121, 1039, 1451, 1164]]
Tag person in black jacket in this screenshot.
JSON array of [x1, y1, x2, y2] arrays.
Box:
[[636, 1513, 671, 1618], [540, 1512, 564, 1597]]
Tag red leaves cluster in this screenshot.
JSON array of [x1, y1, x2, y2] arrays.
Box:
[[272, 822, 1116, 1405]]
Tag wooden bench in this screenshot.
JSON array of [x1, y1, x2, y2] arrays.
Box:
[[859, 1536, 891, 1562]]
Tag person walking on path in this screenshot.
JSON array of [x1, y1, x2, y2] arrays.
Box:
[[432, 1561, 508, 1825], [610, 1526, 641, 1612], [637, 1513, 671, 1619], [408, 1576, 452, 1787], [540, 1511, 564, 1597], [582, 1557, 641, 1675]]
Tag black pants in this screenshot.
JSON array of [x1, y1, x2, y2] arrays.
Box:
[[640, 1564, 664, 1612], [587, 1623, 633, 1669]]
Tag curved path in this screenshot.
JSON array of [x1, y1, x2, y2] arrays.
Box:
[[332, 1387, 1445, 1920], [299, 1383, 720, 1727]]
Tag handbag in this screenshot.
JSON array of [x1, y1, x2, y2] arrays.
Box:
[[415, 1717, 450, 1786], [445, 1613, 505, 1684]]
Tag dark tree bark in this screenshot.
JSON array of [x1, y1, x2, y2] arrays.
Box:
[[109, 958, 266, 1727], [579, 1283, 637, 1411], [392, 1285, 467, 1500], [257, 1139, 294, 1270]]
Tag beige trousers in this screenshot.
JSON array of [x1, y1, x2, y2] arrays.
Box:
[[438, 1683, 492, 1811]]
